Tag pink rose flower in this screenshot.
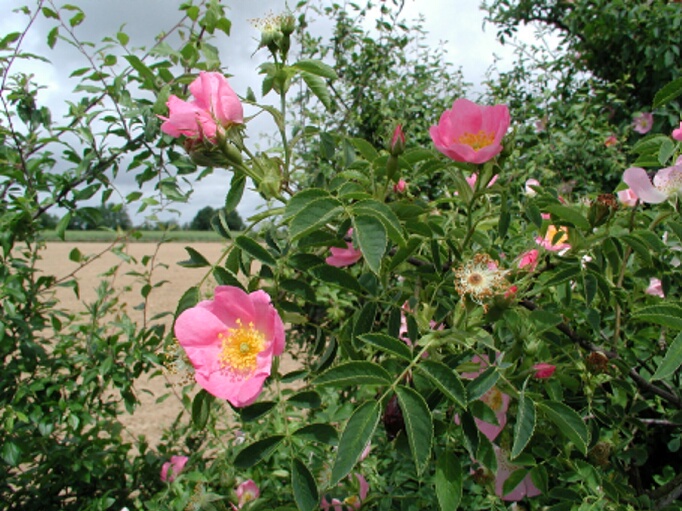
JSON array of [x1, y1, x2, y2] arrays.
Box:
[[236, 479, 260, 508], [604, 135, 618, 147], [672, 121, 682, 141], [645, 277, 665, 298], [532, 362, 556, 379], [536, 225, 570, 252], [459, 355, 510, 442], [492, 446, 542, 501], [622, 165, 682, 204], [632, 112, 653, 134], [160, 71, 243, 143], [430, 99, 510, 164], [617, 188, 639, 207], [517, 249, 539, 271], [174, 286, 285, 407], [160, 455, 188, 483], [326, 229, 363, 267]]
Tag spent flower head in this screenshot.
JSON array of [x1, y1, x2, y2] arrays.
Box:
[[454, 254, 509, 304]]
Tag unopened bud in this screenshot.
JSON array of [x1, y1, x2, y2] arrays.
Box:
[[393, 179, 407, 193], [389, 124, 405, 156], [588, 193, 618, 227], [280, 13, 296, 36]]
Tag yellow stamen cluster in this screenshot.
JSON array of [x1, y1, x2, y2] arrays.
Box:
[[458, 130, 495, 150], [482, 387, 504, 412], [545, 225, 569, 246], [162, 343, 195, 386], [218, 319, 265, 377]]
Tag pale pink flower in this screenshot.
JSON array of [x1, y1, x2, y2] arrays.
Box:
[[344, 474, 369, 510], [535, 117, 547, 133], [645, 277, 665, 298], [236, 480, 260, 508], [672, 122, 682, 141], [465, 173, 498, 190], [459, 355, 510, 442], [532, 362, 556, 379], [517, 249, 539, 271], [160, 71, 243, 142], [617, 188, 639, 207], [174, 286, 285, 407], [326, 230, 363, 267], [524, 178, 540, 197], [160, 455, 188, 483], [632, 112, 654, 134], [536, 225, 570, 252], [492, 446, 542, 501], [393, 179, 407, 193], [622, 165, 682, 204], [430, 99, 510, 164], [604, 135, 618, 147], [320, 498, 344, 511]]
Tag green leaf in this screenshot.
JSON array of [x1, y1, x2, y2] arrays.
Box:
[[293, 423, 338, 445], [240, 401, 276, 422], [42, 7, 58, 18], [292, 59, 338, 79], [435, 452, 462, 511], [511, 382, 536, 459], [351, 137, 379, 161], [466, 366, 499, 403], [178, 246, 210, 268], [212, 267, 244, 290], [633, 305, 682, 330], [301, 71, 332, 110], [620, 234, 652, 265], [292, 458, 319, 511], [191, 390, 214, 429], [353, 214, 386, 275], [653, 76, 682, 108], [284, 188, 330, 219], [123, 54, 156, 84], [659, 138, 676, 166], [235, 235, 277, 267], [502, 468, 531, 498], [353, 199, 406, 247], [544, 205, 590, 230], [287, 391, 321, 409], [225, 174, 246, 213], [529, 309, 563, 333], [310, 264, 364, 293], [313, 361, 392, 387], [175, 286, 200, 317], [542, 264, 581, 289], [331, 401, 381, 485], [651, 332, 682, 381], [538, 401, 589, 455], [415, 360, 467, 408], [47, 26, 59, 49], [2, 442, 21, 467], [289, 197, 343, 241], [395, 385, 433, 475], [358, 333, 412, 361], [234, 435, 285, 469]]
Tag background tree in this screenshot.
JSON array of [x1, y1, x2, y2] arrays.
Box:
[[189, 206, 244, 231], [66, 203, 132, 230]]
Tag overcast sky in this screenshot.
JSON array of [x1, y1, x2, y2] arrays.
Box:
[[2, 0, 540, 226]]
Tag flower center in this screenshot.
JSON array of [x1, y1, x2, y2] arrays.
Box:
[[468, 273, 483, 286], [656, 168, 682, 196], [483, 387, 503, 411], [546, 225, 568, 246], [218, 319, 265, 376], [458, 130, 495, 150]]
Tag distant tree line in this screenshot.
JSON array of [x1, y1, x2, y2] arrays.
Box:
[[40, 204, 244, 231]]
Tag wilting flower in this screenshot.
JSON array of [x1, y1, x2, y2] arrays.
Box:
[[236, 480, 260, 509], [326, 229, 363, 267], [454, 254, 509, 304], [517, 249, 539, 271], [321, 473, 369, 511], [459, 355, 510, 442], [622, 165, 682, 204], [160, 455, 189, 483], [393, 179, 407, 193], [617, 188, 639, 207], [673, 122, 682, 141], [492, 446, 542, 501], [533, 362, 556, 379], [160, 71, 243, 143], [604, 135, 618, 147], [632, 112, 654, 134], [174, 286, 285, 407], [430, 99, 510, 164], [645, 277, 665, 298], [536, 225, 570, 252], [524, 178, 540, 197], [389, 124, 405, 156]]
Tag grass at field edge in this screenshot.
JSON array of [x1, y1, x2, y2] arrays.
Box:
[[39, 230, 226, 243]]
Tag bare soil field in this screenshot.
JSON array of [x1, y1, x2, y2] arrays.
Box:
[[36, 242, 252, 447]]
